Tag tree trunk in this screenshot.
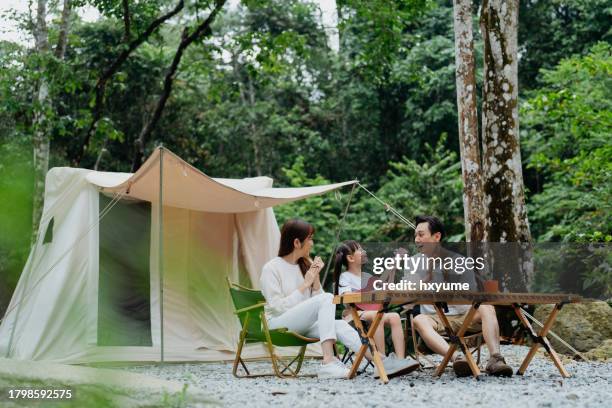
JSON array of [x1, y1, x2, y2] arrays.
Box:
[[31, 0, 50, 246], [452, 0, 485, 243], [321, 0, 339, 52], [54, 0, 71, 58], [480, 0, 532, 290], [232, 52, 260, 177], [32, 0, 73, 245], [247, 74, 262, 176]]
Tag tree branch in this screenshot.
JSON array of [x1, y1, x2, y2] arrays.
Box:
[[75, 0, 185, 166], [131, 0, 227, 171]]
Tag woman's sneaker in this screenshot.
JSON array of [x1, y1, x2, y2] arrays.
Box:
[[318, 358, 350, 379]]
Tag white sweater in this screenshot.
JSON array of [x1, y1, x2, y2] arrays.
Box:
[[338, 271, 373, 295], [259, 257, 323, 320]]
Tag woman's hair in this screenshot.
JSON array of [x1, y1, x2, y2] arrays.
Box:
[[278, 218, 315, 276], [333, 240, 360, 295]]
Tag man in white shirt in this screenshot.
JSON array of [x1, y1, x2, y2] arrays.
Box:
[[409, 215, 513, 377]]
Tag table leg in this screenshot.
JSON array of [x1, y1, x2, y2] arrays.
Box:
[[433, 303, 481, 378], [347, 306, 388, 384], [433, 304, 456, 377], [455, 305, 481, 378], [512, 303, 570, 378]]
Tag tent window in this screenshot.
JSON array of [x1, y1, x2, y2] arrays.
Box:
[[43, 218, 54, 244], [98, 194, 152, 347]]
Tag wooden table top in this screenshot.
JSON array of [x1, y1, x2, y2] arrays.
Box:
[[333, 291, 583, 305]]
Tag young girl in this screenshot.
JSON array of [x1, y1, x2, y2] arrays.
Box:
[[259, 219, 363, 379], [334, 240, 419, 376]]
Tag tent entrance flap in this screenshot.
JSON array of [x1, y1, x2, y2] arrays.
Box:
[[98, 194, 152, 347]]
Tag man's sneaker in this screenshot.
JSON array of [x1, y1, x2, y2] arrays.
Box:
[[318, 358, 350, 379], [485, 353, 513, 377], [374, 356, 420, 379], [452, 355, 472, 377]]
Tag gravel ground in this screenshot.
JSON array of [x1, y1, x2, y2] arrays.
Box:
[[120, 346, 611, 408]]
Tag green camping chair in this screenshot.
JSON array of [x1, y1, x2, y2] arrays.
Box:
[[227, 278, 319, 378]]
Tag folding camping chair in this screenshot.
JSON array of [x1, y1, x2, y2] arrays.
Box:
[[408, 312, 483, 368], [339, 316, 374, 374], [227, 278, 319, 378], [404, 304, 534, 369]]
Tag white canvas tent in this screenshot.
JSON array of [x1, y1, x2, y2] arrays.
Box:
[[0, 147, 357, 364]]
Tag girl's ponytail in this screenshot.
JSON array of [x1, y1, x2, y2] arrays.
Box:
[[333, 248, 346, 295], [332, 240, 361, 295]]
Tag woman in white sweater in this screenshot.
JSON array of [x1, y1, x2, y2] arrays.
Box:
[[259, 219, 361, 379]]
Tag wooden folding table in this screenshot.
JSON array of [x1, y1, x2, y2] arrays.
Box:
[[333, 291, 582, 384]]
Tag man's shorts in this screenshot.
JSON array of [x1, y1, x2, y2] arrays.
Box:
[[430, 313, 482, 334]]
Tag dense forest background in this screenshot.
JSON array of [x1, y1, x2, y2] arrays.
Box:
[[0, 0, 610, 314]]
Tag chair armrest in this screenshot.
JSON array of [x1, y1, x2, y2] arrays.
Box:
[[286, 331, 319, 343], [234, 302, 266, 314]]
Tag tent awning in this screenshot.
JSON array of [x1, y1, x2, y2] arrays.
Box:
[[86, 147, 357, 213]]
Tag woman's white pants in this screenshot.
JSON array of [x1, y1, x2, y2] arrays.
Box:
[[268, 293, 362, 353]]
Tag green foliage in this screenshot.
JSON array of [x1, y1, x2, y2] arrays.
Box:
[[0, 373, 209, 407], [522, 42, 612, 242], [532, 243, 612, 299], [335, 134, 464, 244], [581, 247, 612, 298], [275, 136, 463, 263], [161, 383, 190, 408], [337, 0, 433, 83], [0, 139, 33, 316], [0, 0, 610, 308], [275, 156, 348, 258], [518, 0, 612, 89], [366, 135, 464, 241]]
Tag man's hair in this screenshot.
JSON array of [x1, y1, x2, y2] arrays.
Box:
[[415, 215, 445, 240]]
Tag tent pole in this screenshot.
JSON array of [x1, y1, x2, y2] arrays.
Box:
[[321, 183, 357, 289], [158, 147, 165, 364]]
